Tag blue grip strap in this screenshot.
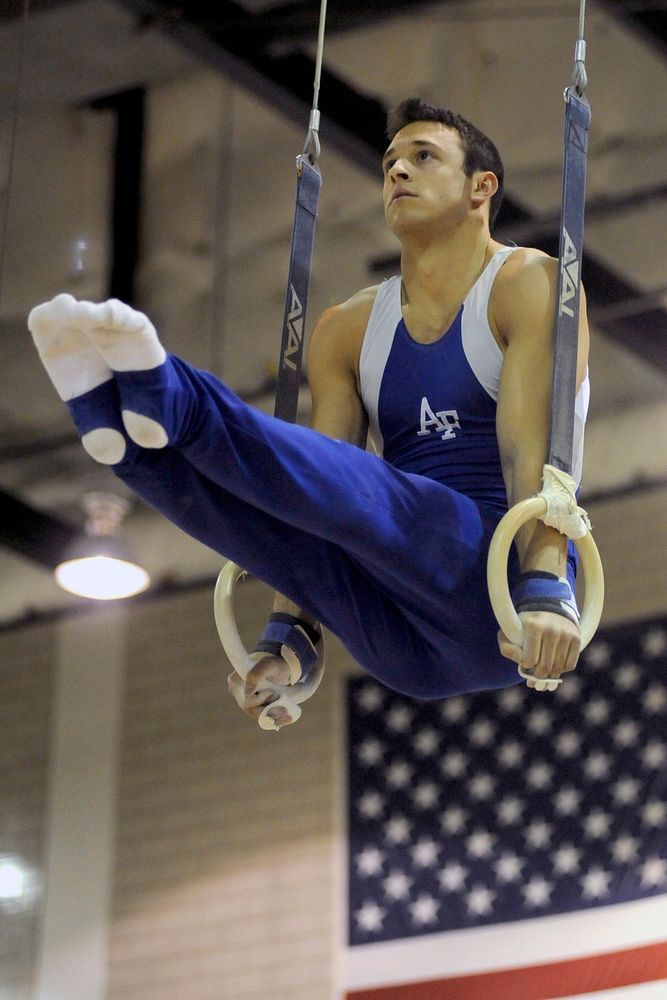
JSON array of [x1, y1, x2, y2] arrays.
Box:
[[512, 571, 579, 625], [253, 612, 320, 683]]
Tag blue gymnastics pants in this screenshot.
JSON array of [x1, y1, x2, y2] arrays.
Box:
[[68, 354, 526, 699]]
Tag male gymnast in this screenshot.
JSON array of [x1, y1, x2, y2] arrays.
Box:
[[28, 98, 589, 729]]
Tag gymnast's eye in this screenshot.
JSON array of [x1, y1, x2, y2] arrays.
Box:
[[416, 149, 433, 162]]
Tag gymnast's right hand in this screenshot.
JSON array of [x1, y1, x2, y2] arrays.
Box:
[[227, 656, 296, 729]]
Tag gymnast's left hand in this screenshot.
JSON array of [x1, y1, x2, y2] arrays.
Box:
[[227, 656, 297, 729], [497, 610, 581, 688]]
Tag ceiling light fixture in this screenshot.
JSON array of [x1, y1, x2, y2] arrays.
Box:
[[54, 492, 150, 601]]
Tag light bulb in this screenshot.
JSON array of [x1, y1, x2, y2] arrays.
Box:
[[55, 554, 150, 600], [0, 860, 26, 901], [54, 493, 150, 600]]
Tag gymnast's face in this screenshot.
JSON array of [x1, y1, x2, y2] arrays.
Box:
[[382, 121, 472, 236]]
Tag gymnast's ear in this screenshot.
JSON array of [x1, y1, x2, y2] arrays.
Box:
[[470, 170, 499, 213]]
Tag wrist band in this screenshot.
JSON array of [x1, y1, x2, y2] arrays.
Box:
[[252, 612, 321, 685], [512, 571, 579, 625]]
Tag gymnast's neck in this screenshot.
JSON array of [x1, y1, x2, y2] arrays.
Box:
[[398, 215, 505, 315]]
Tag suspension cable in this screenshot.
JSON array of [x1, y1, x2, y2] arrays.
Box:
[[0, 0, 31, 312], [570, 0, 587, 97], [302, 0, 328, 164]]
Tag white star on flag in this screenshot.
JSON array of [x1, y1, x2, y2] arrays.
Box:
[[611, 834, 640, 864], [384, 815, 411, 844], [524, 819, 553, 850], [386, 759, 413, 789], [356, 846, 385, 876], [583, 809, 612, 839], [584, 697, 611, 725], [412, 781, 440, 809], [615, 661, 641, 690], [525, 706, 553, 736], [382, 870, 412, 901], [355, 900, 385, 932], [642, 800, 667, 828], [466, 829, 495, 859], [497, 740, 522, 768], [642, 628, 667, 657], [468, 772, 496, 801], [553, 844, 582, 875], [466, 884, 495, 916], [386, 704, 413, 732], [642, 739, 666, 768], [358, 790, 385, 819], [356, 683, 383, 712], [440, 805, 468, 834], [581, 867, 612, 900], [554, 785, 582, 816], [440, 748, 467, 778], [522, 875, 553, 908], [409, 893, 440, 926], [414, 727, 440, 756], [496, 795, 525, 825], [357, 737, 384, 766], [641, 858, 667, 888], [584, 641, 612, 667], [495, 852, 525, 883], [613, 718, 640, 747], [411, 838, 440, 867], [643, 684, 667, 713], [468, 717, 496, 746], [554, 729, 582, 757], [438, 861, 468, 892]]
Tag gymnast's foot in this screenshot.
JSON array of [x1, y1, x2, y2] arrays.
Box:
[[74, 298, 169, 449], [28, 293, 112, 401], [28, 294, 126, 464]]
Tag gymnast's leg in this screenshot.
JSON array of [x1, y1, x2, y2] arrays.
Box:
[[60, 297, 495, 620]]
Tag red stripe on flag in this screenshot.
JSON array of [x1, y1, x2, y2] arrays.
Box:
[[346, 940, 667, 999]]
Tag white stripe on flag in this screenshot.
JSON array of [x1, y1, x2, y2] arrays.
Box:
[[344, 894, 667, 991]]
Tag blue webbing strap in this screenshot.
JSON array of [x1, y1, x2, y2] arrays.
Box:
[[274, 155, 322, 423], [548, 87, 591, 475]]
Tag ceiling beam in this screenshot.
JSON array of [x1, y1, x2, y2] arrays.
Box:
[[0, 490, 80, 569], [602, 0, 667, 58]]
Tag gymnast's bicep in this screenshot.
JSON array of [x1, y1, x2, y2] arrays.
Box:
[[306, 304, 369, 448]]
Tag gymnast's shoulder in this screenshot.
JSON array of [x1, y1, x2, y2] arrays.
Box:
[[490, 247, 560, 340], [308, 284, 379, 361]]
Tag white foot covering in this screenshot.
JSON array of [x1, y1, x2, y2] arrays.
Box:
[[121, 410, 169, 449], [72, 298, 170, 449], [74, 298, 167, 372], [81, 427, 127, 465], [28, 293, 112, 402]]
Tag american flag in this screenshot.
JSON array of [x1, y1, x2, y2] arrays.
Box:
[[343, 617, 667, 999]]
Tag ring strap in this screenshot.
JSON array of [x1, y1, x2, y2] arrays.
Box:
[[252, 612, 321, 685]]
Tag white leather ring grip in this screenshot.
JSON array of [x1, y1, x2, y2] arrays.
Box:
[[214, 561, 325, 731], [487, 494, 604, 683]]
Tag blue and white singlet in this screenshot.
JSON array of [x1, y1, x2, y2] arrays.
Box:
[[359, 246, 590, 511]]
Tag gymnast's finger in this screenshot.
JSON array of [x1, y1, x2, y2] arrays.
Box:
[[227, 671, 277, 713], [497, 629, 522, 664]]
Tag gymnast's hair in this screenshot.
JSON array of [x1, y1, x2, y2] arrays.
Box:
[[386, 97, 505, 229]]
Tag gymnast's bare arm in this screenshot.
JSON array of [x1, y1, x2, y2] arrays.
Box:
[[227, 287, 375, 727], [492, 248, 590, 683]]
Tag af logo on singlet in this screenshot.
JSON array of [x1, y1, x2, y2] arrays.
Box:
[[417, 396, 460, 440]]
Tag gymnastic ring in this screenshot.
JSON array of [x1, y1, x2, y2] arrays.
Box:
[[487, 496, 605, 651], [214, 560, 325, 731]]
